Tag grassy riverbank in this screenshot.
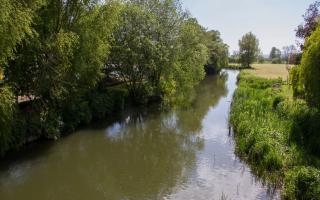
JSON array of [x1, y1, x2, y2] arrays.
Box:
[[230, 72, 320, 199], [224, 63, 247, 70]]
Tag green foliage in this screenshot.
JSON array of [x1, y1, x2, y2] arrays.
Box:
[[269, 47, 282, 64], [290, 66, 304, 98], [238, 32, 260, 68], [231, 73, 320, 198], [106, 2, 160, 100], [284, 167, 320, 200], [172, 18, 208, 101], [0, 0, 228, 156], [300, 26, 320, 108], [106, 0, 213, 102], [230, 74, 286, 180], [0, 87, 16, 155], [7, 0, 120, 103], [203, 30, 229, 74], [0, 0, 44, 65]]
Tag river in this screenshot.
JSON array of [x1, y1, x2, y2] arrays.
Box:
[[0, 70, 278, 200]]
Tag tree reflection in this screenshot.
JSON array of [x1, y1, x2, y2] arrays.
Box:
[[0, 74, 228, 200]]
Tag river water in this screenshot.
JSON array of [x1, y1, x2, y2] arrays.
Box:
[[0, 70, 278, 200]]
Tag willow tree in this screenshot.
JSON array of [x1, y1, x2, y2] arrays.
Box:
[[0, 0, 44, 66], [6, 0, 120, 136], [173, 18, 208, 101], [106, 0, 209, 102]]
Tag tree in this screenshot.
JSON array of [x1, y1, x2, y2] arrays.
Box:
[[106, 2, 158, 100], [8, 0, 119, 99], [296, 1, 320, 49], [106, 0, 210, 102], [269, 47, 282, 64], [6, 0, 120, 136], [257, 53, 265, 64], [0, 0, 43, 66], [238, 32, 259, 68], [300, 25, 320, 108], [203, 30, 229, 74], [283, 45, 298, 64], [174, 18, 208, 99], [229, 51, 240, 63]]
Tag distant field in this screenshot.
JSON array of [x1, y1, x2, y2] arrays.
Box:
[[243, 64, 290, 80]]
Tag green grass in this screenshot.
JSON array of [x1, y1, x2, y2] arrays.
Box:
[[244, 64, 290, 80], [230, 72, 320, 199], [223, 63, 249, 70]]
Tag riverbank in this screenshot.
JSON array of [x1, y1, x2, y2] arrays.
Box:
[[0, 84, 129, 157], [223, 63, 248, 70], [230, 72, 320, 199], [0, 70, 279, 200]]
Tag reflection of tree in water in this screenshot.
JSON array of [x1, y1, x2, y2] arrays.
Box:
[[82, 74, 228, 200], [0, 73, 228, 200], [100, 111, 199, 199], [175, 73, 228, 134]]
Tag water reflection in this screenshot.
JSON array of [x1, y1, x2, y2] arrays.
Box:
[[0, 70, 278, 200]]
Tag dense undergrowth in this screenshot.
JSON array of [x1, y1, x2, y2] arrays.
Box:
[[0, 0, 230, 157], [0, 85, 128, 156], [230, 73, 320, 199]]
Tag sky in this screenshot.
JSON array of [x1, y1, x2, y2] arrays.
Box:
[[181, 0, 315, 54]]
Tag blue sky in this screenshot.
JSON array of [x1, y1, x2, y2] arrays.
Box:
[[181, 0, 315, 54]]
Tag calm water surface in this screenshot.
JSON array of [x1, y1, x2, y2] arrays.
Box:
[[0, 70, 279, 200]]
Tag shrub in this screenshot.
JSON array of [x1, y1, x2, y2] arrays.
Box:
[[300, 26, 320, 108], [291, 106, 320, 155], [263, 149, 283, 171], [284, 167, 320, 200], [289, 66, 304, 98]]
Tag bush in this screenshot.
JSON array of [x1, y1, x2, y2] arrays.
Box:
[[284, 167, 320, 200], [300, 26, 320, 108], [263, 149, 283, 171], [290, 105, 320, 155], [289, 66, 304, 98], [61, 86, 128, 132]]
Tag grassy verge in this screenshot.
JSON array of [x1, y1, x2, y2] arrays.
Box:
[[224, 63, 250, 70], [230, 72, 320, 199]]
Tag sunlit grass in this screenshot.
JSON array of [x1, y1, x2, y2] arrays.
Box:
[[243, 63, 290, 80]]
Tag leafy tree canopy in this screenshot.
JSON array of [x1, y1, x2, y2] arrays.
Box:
[[238, 32, 260, 68]]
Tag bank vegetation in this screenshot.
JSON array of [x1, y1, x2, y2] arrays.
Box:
[[0, 0, 229, 156]]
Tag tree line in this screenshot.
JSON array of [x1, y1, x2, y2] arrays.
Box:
[[229, 41, 300, 66], [0, 0, 228, 155], [229, 33, 302, 66]]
